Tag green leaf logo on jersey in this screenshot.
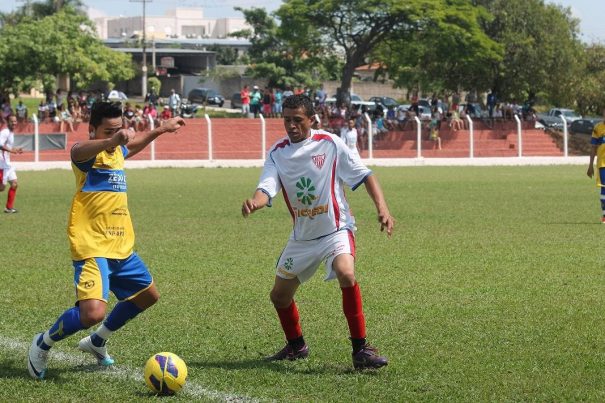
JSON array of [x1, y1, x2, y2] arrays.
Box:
[[296, 177, 316, 206]]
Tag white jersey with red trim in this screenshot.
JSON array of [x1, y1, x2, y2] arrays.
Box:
[[257, 129, 372, 241], [0, 127, 15, 169]]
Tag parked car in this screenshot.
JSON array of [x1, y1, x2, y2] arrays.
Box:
[[187, 88, 225, 107], [368, 96, 399, 109], [536, 108, 581, 128], [570, 117, 601, 135], [230, 93, 243, 109], [329, 93, 364, 102]]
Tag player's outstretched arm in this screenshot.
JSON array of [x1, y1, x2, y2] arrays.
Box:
[[588, 144, 597, 178], [126, 117, 185, 159], [363, 175, 395, 236], [72, 129, 134, 162], [242, 189, 270, 217]]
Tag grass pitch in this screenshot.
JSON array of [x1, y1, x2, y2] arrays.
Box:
[[0, 165, 604, 402]]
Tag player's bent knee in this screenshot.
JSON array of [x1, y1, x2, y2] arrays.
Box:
[[269, 290, 292, 309], [79, 308, 106, 328]]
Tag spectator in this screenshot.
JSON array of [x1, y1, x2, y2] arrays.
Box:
[[384, 106, 397, 131], [373, 114, 388, 141], [15, 100, 28, 125], [143, 102, 158, 128], [340, 118, 361, 159], [396, 105, 407, 131], [123, 103, 136, 129], [37, 100, 49, 123], [58, 104, 74, 132], [450, 108, 464, 131], [134, 105, 145, 131], [55, 89, 65, 110], [282, 86, 294, 98], [315, 84, 327, 107], [145, 88, 159, 107], [47, 97, 57, 122], [1, 101, 12, 123], [487, 90, 497, 119], [159, 105, 172, 125], [410, 90, 419, 117], [250, 86, 262, 118], [428, 109, 441, 149], [167, 89, 181, 116], [68, 98, 81, 123], [240, 85, 250, 117], [262, 87, 273, 117], [273, 88, 283, 118]]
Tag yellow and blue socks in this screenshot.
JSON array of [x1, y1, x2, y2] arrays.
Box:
[[37, 306, 85, 351]]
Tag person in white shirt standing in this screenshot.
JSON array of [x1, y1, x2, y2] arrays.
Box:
[[241, 94, 394, 370], [340, 118, 361, 159], [0, 115, 23, 213]]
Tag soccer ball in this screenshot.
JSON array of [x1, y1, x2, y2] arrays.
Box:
[[144, 352, 188, 395]]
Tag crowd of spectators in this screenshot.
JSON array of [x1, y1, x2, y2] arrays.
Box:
[[0, 88, 181, 133]]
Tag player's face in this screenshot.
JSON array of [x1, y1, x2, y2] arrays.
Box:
[[283, 107, 312, 143], [7, 116, 17, 130], [91, 116, 124, 153]]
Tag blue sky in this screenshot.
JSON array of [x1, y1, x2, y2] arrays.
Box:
[[0, 0, 602, 42]]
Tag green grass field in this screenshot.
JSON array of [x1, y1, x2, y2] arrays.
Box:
[[1, 165, 604, 402]]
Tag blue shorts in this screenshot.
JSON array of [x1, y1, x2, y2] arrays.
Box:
[[73, 252, 153, 303]]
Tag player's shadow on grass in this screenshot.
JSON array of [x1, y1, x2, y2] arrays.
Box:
[[0, 359, 104, 382], [187, 357, 380, 376]]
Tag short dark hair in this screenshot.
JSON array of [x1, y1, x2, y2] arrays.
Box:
[[282, 94, 315, 117], [89, 102, 123, 128]]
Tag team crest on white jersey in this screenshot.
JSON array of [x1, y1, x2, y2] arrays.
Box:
[[311, 153, 326, 169]]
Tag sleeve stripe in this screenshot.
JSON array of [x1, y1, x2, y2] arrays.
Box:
[[352, 172, 373, 191]]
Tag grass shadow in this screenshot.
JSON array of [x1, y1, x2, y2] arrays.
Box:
[[187, 356, 381, 376]]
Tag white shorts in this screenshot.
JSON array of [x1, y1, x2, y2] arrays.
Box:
[[275, 229, 356, 283], [0, 166, 16, 185]]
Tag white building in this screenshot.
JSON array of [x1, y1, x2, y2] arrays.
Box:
[[91, 7, 248, 40]]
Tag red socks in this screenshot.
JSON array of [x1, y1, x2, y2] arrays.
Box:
[[276, 301, 303, 340], [341, 282, 366, 339], [276, 283, 366, 342], [6, 187, 16, 209]]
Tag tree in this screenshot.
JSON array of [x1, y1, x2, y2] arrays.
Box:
[[0, 10, 135, 96], [575, 44, 605, 116], [232, 6, 340, 89], [477, 0, 583, 106], [207, 45, 239, 65], [374, 0, 502, 96], [0, 0, 85, 26]]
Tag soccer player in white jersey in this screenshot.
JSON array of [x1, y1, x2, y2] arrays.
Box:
[[0, 115, 24, 213], [242, 94, 394, 369]]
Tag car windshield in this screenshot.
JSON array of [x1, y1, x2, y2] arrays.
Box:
[[562, 110, 579, 118], [207, 90, 217, 97]]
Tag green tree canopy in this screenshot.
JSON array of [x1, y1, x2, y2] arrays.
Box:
[[478, 0, 582, 105], [375, 0, 502, 95], [0, 9, 135, 96], [232, 6, 340, 89]]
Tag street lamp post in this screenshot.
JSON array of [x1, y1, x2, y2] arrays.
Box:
[[130, 0, 152, 98]]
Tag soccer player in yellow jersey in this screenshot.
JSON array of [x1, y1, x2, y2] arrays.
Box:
[[587, 108, 605, 223], [28, 102, 185, 379]]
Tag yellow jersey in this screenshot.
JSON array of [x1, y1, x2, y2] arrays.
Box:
[[67, 145, 134, 260], [592, 121, 605, 169]]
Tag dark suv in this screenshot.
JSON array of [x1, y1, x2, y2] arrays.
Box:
[[187, 88, 225, 107]]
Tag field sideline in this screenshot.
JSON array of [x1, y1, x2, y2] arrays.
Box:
[[1, 165, 604, 401]]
